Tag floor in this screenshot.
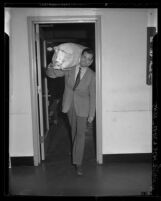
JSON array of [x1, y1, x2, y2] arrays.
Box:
[[9, 114, 152, 196]]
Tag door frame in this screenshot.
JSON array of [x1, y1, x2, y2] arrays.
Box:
[[27, 15, 103, 166]]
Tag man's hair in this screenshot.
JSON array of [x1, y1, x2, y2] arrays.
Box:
[[81, 48, 94, 59]]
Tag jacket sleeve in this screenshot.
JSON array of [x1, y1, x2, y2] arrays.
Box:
[[89, 73, 96, 118], [46, 63, 66, 78]]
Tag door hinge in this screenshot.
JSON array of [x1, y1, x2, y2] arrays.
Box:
[[40, 136, 44, 143], [37, 85, 41, 94]]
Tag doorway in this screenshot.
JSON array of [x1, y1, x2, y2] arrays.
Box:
[[40, 23, 96, 161], [27, 16, 102, 166]]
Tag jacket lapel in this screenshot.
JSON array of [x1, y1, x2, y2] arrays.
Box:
[[71, 67, 90, 88], [80, 67, 89, 82]]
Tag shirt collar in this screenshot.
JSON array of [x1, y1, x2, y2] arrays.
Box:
[[76, 64, 87, 72]]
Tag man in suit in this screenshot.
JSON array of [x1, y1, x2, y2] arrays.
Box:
[[46, 48, 96, 176]]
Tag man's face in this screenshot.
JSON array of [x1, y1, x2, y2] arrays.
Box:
[[80, 51, 93, 67]]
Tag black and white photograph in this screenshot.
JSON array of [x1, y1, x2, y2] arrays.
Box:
[[3, 3, 160, 198]]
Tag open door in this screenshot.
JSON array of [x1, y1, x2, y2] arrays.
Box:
[[41, 39, 50, 155], [35, 24, 49, 161], [42, 40, 50, 136]]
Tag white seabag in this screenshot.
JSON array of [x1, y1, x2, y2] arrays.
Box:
[[51, 43, 86, 70]]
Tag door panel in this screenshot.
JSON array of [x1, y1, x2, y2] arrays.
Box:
[[35, 24, 45, 160]]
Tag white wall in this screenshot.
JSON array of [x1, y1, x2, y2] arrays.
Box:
[[101, 10, 154, 154], [5, 8, 11, 35], [8, 8, 157, 157]]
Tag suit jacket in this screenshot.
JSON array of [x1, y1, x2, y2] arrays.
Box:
[[46, 65, 96, 118]]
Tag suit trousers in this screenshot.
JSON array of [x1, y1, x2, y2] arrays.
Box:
[[67, 99, 87, 166]]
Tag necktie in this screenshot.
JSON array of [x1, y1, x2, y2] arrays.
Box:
[[73, 68, 81, 90]]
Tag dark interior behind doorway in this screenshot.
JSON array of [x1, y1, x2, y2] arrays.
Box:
[[39, 23, 96, 161]]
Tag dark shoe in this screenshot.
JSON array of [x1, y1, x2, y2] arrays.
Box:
[[76, 165, 83, 176]]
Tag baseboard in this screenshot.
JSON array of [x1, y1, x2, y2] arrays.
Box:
[[10, 154, 152, 166], [103, 153, 152, 163], [11, 157, 34, 166]]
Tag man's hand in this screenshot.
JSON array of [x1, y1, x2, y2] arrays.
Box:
[[48, 63, 54, 68], [87, 116, 94, 123]]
